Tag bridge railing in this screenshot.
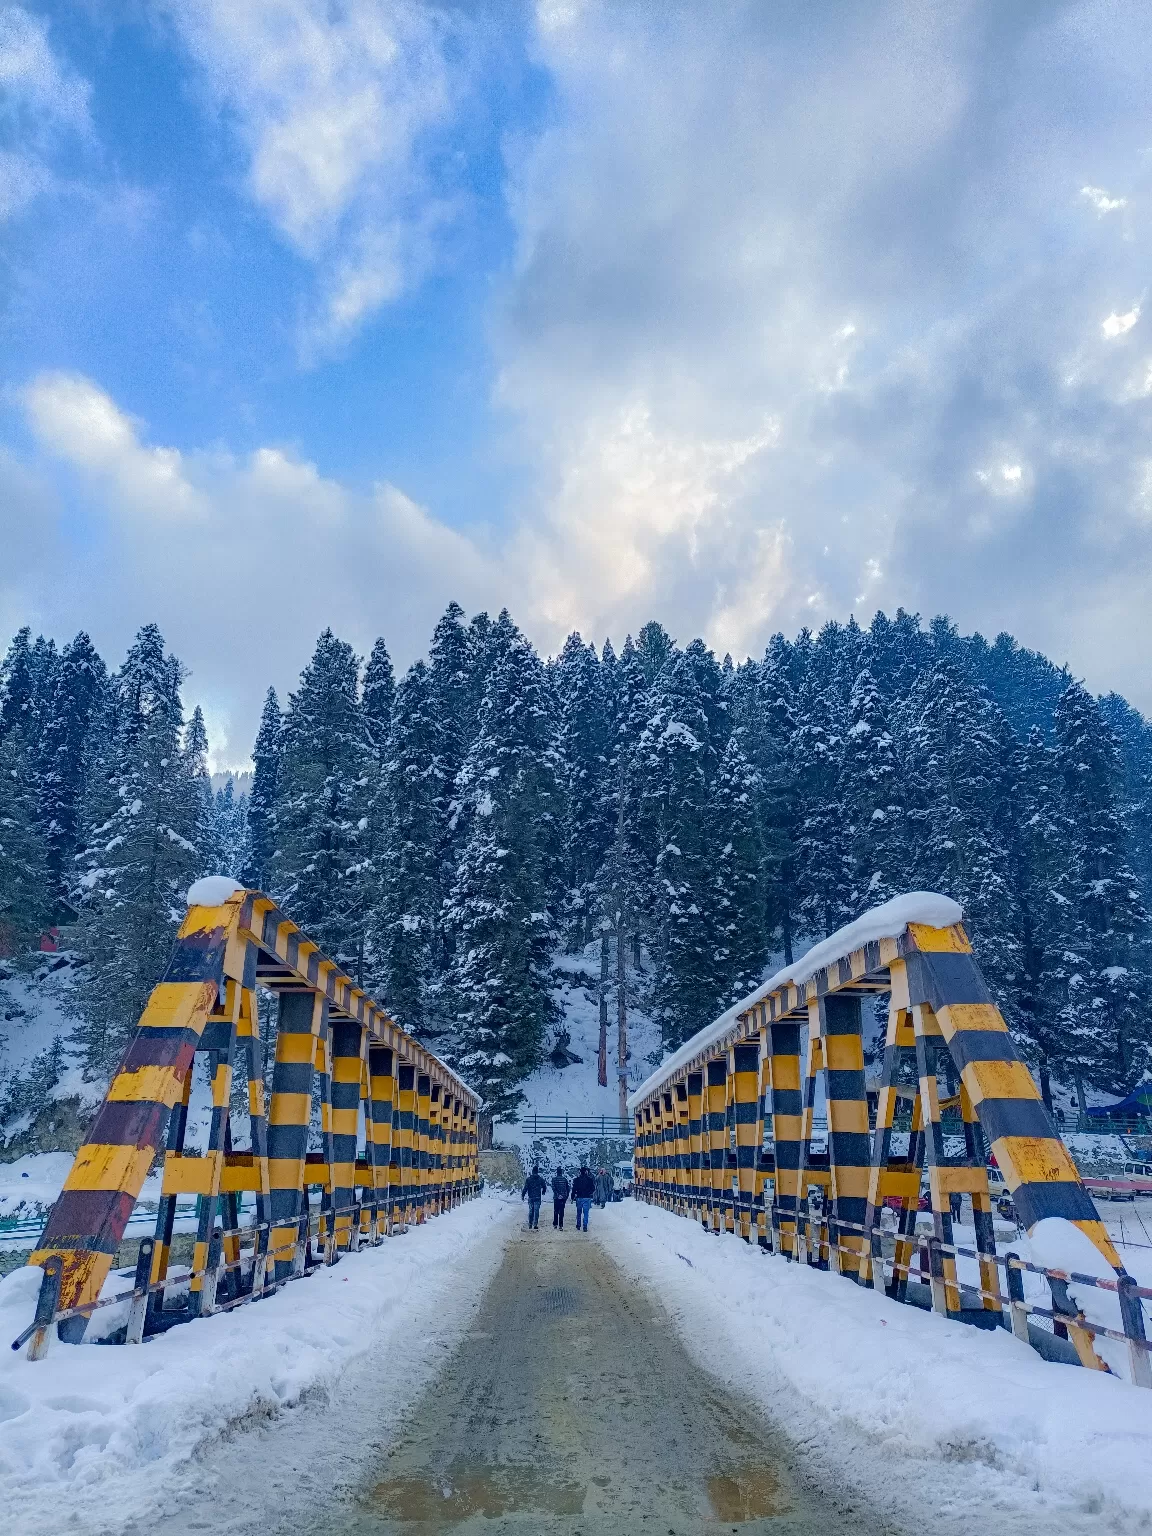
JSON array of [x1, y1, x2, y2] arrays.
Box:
[[21, 883, 480, 1355], [519, 1113, 635, 1140], [627, 893, 1146, 1381]]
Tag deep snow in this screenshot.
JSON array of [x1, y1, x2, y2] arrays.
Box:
[[599, 1199, 1152, 1535], [0, 1192, 519, 1536]]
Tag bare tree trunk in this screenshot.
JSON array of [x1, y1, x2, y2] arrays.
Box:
[[617, 918, 629, 1121], [1072, 1071, 1089, 1125], [598, 928, 609, 1088], [1038, 1063, 1052, 1112]]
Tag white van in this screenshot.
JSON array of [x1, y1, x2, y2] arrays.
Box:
[[612, 1160, 634, 1200]]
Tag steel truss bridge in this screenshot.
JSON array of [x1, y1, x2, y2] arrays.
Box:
[[630, 915, 1152, 1381], [20, 887, 478, 1355]]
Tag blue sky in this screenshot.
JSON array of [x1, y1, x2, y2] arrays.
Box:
[[3, 1, 1152, 766]]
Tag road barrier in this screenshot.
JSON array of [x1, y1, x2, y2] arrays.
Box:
[[19, 886, 479, 1354], [629, 899, 1147, 1381]]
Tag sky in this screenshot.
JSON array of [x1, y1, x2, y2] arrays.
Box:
[[2, 0, 1151, 768]]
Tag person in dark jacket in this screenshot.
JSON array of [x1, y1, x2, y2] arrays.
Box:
[[593, 1166, 611, 1207], [572, 1165, 595, 1230], [522, 1165, 546, 1229], [551, 1168, 571, 1228]]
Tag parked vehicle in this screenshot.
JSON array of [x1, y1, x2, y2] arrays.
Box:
[[612, 1160, 634, 1200], [1082, 1176, 1136, 1202], [1121, 1160, 1152, 1195]]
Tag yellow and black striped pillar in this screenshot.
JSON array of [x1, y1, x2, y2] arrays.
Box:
[[329, 1020, 364, 1251], [816, 993, 870, 1282], [416, 1073, 432, 1222], [367, 1044, 395, 1234], [267, 990, 325, 1280], [686, 1071, 704, 1222], [395, 1063, 416, 1224], [706, 1057, 728, 1233], [31, 902, 239, 1332], [766, 1019, 802, 1258], [732, 1038, 760, 1242]]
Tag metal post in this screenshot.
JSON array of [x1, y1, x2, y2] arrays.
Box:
[[1118, 1273, 1152, 1388], [25, 1256, 63, 1361], [125, 1238, 155, 1345], [1004, 1252, 1031, 1345]]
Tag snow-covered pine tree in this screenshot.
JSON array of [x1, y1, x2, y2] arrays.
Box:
[[635, 620, 676, 687], [272, 631, 373, 979], [865, 609, 928, 700], [0, 628, 35, 745], [427, 602, 475, 964], [554, 634, 612, 948], [73, 626, 203, 1072], [183, 705, 224, 878], [756, 639, 801, 962], [1051, 681, 1151, 1095], [709, 730, 766, 1002], [374, 660, 445, 1038], [897, 661, 1022, 1016], [837, 669, 905, 915], [791, 679, 852, 941], [362, 636, 396, 756], [213, 777, 250, 879], [0, 729, 50, 952], [443, 626, 561, 1114], [243, 687, 282, 891], [37, 632, 107, 901], [633, 652, 721, 1050]]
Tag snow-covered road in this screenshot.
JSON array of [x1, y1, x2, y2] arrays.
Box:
[[0, 1193, 520, 1536], [600, 1201, 1152, 1535]]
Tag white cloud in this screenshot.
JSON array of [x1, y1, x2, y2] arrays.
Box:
[[0, 6, 92, 222], [168, 1, 466, 343], [1081, 185, 1126, 214], [1102, 306, 1140, 338], [17, 372, 500, 765]]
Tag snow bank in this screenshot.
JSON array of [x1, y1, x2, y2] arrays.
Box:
[[599, 1201, 1152, 1532], [630, 892, 963, 1109], [0, 1193, 518, 1535], [185, 876, 245, 907]]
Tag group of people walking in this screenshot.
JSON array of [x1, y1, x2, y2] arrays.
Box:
[[521, 1163, 612, 1231]]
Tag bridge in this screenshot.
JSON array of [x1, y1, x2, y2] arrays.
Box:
[[19, 881, 478, 1353], [628, 898, 1152, 1379]]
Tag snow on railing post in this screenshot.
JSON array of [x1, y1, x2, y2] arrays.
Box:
[[1118, 1274, 1152, 1389], [124, 1237, 154, 1345]]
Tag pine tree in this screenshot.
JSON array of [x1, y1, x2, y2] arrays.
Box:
[[1051, 681, 1151, 1094], [633, 653, 721, 1049], [554, 634, 611, 947], [444, 628, 561, 1113], [755, 641, 801, 962], [362, 636, 396, 756], [272, 631, 372, 978], [0, 732, 50, 952], [37, 632, 107, 900], [709, 730, 766, 1002], [0, 628, 34, 745], [214, 778, 250, 879], [73, 626, 204, 1072], [374, 661, 444, 1037], [897, 661, 1022, 1014], [244, 688, 282, 891], [184, 705, 224, 876], [635, 620, 676, 687], [792, 680, 851, 940], [837, 670, 905, 914]]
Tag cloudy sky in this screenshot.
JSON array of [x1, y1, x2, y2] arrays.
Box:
[[2, 0, 1151, 766]]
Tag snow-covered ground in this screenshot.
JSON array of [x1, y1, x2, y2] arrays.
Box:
[[497, 952, 661, 1146], [599, 1199, 1152, 1535], [0, 1191, 519, 1536]]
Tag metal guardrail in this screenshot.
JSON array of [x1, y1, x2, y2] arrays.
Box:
[[11, 1183, 480, 1361], [519, 1114, 635, 1140]]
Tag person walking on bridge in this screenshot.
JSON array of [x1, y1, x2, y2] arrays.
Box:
[[551, 1167, 571, 1229], [522, 1164, 546, 1229], [572, 1165, 595, 1231]]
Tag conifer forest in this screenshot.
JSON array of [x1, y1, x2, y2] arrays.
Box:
[[1, 607, 1149, 1123]]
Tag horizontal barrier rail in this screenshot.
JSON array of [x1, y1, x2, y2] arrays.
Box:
[[12, 1180, 478, 1360], [520, 1114, 635, 1139]]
